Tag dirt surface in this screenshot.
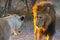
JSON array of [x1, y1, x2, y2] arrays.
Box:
[[10, 30, 60, 40]]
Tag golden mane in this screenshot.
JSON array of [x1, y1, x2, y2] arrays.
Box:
[[32, 1, 54, 14]]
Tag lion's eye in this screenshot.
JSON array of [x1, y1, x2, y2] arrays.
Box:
[[40, 16, 42, 19]]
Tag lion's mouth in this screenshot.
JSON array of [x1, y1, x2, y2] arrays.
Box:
[[37, 23, 44, 27], [36, 20, 45, 28]]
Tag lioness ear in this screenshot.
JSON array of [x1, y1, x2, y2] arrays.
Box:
[[20, 16, 25, 21]]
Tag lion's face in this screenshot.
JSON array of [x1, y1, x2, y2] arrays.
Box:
[[36, 13, 47, 28], [36, 7, 52, 29]]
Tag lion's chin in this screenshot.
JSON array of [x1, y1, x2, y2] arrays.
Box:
[[36, 24, 44, 28]]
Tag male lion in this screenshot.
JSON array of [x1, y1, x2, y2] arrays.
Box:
[[33, 1, 56, 40]]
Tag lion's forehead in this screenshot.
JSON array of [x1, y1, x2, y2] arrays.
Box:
[[38, 1, 54, 6]]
